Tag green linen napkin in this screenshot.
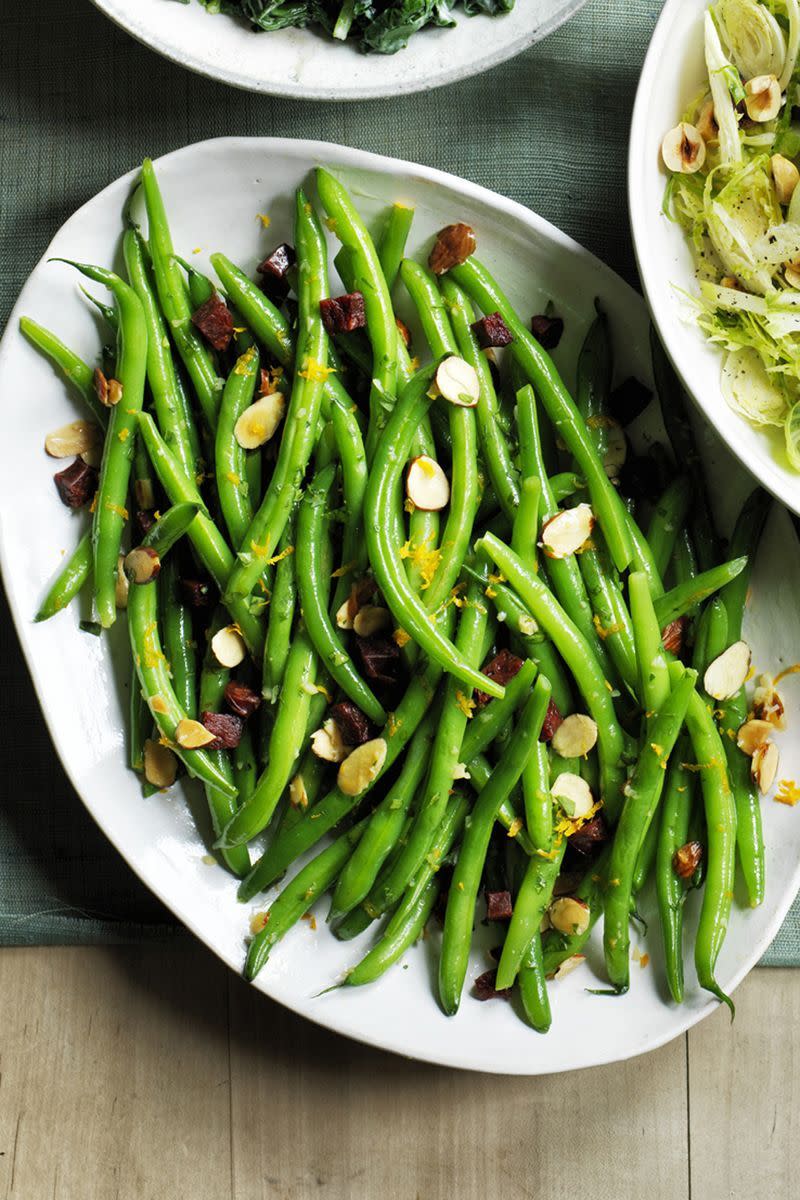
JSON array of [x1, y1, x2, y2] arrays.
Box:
[[0, 0, 797, 961]]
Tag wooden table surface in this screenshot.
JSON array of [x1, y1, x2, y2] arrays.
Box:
[[0, 945, 795, 1199]]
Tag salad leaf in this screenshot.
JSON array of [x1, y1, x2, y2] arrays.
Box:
[[713, 0, 787, 79]]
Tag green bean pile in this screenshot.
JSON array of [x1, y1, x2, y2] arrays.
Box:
[[25, 158, 777, 1029]]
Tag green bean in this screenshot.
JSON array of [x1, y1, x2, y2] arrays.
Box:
[[625, 509, 665, 598], [629, 571, 670, 711], [329, 398, 369, 611], [20, 317, 108, 427], [541, 847, 611, 975], [718, 488, 771, 908], [330, 712, 436, 921], [516, 384, 618, 684], [364, 363, 500, 697], [550, 472, 585, 504], [224, 191, 330, 602], [578, 534, 639, 692], [632, 816, 659, 896], [575, 306, 612, 459], [316, 169, 398, 460], [219, 626, 318, 848], [127, 505, 235, 798], [238, 611, 456, 901], [496, 840, 565, 990], [57, 261, 147, 628], [603, 667, 697, 992], [653, 557, 747, 628], [518, 927, 553, 1032], [476, 533, 626, 820], [464, 755, 535, 854], [438, 679, 551, 1015], [656, 738, 695, 1003], [379, 203, 415, 292], [123, 228, 202, 479], [140, 161, 223, 431], [647, 477, 692, 581], [449, 256, 633, 571], [486, 582, 573, 715], [35, 533, 93, 622], [523, 739, 552, 853], [262, 527, 297, 702], [135, 412, 264, 655], [177, 257, 216, 309], [233, 726, 259, 806], [297, 465, 386, 724], [332, 812, 416, 941], [651, 327, 719, 571], [244, 818, 368, 982], [345, 794, 469, 987], [159, 554, 197, 717], [215, 345, 259, 548]]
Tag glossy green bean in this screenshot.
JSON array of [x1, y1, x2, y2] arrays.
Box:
[[518, 928, 553, 1032], [379, 203, 415, 292], [656, 737, 695, 1003], [262, 527, 297, 702], [159, 553, 197, 718], [496, 840, 565, 990], [215, 345, 259, 548], [647, 477, 692, 581], [629, 571, 670, 711], [20, 317, 107, 427], [36, 533, 93, 622], [653, 558, 747, 628]]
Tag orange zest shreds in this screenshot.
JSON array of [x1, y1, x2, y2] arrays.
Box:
[[404, 497, 416, 514], [386, 713, 401, 738], [89, 494, 98, 514], [267, 544, 294, 567], [250, 537, 272, 559], [256, 213, 271, 228], [487, 571, 506, 585], [117, 428, 130, 443], [593, 613, 621, 640], [506, 817, 523, 838], [298, 358, 336, 382], [313, 683, 333, 702], [192, 247, 202, 255], [233, 346, 257, 374], [457, 881, 465, 891], [331, 560, 357, 579], [639, 953, 650, 969], [250, 911, 269, 934], [409, 356, 421, 370], [553, 799, 602, 840], [745, 665, 755, 683], [309, 915, 317, 930], [150, 695, 168, 714], [323, 216, 337, 231], [157, 735, 175, 749], [398, 537, 442, 589], [455, 690, 476, 719], [153, 510, 162, 522], [775, 663, 800, 685], [393, 628, 411, 648], [775, 779, 800, 806], [535, 839, 562, 861], [650, 742, 664, 757], [226, 470, 241, 486], [105, 502, 128, 519], [485, 586, 498, 599], [604, 680, 614, 692]]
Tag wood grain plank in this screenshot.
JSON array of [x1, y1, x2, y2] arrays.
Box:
[[0, 944, 231, 1200], [688, 969, 798, 1199], [228, 973, 689, 1200]]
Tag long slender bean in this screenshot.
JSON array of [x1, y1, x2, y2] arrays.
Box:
[[656, 738, 695, 1003], [20, 317, 107, 427], [215, 345, 259, 548], [36, 533, 92, 622]]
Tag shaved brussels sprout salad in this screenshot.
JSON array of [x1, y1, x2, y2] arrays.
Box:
[[662, 1, 800, 468]]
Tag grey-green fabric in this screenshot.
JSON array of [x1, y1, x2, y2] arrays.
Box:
[[0, 0, 797, 963]]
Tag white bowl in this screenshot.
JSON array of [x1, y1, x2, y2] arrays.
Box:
[[90, 0, 587, 101], [2, 137, 799, 1074], [630, 0, 800, 516]]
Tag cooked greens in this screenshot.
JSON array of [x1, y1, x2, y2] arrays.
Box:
[[195, 0, 514, 55]]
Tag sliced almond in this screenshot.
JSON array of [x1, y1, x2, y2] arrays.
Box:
[[406, 455, 450, 511], [703, 640, 751, 700], [336, 598, 356, 630], [603, 420, 627, 480], [45, 419, 101, 459], [745, 74, 782, 122], [548, 897, 590, 937], [661, 122, 706, 173], [552, 954, 586, 981], [540, 503, 595, 558], [551, 772, 594, 820], [353, 605, 392, 638], [551, 713, 598, 759], [143, 739, 178, 788], [93, 367, 123, 408], [752, 740, 779, 795], [175, 718, 215, 749], [311, 718, 348, 763], [736, 718, 774, 757], [124, 545, 161, 584], [337, 737, 387, 797], [752, 674, 786, 728], [772, 154, 800, 205], [234, 391, 286, 450], [435, 356, 480, 407], [210, 625, 246, 669], [288, 773, 309, 810], [115, 554, 129, 610], [80, 443, 103, 469]]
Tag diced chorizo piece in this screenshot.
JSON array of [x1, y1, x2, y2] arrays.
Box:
[[330, 700, 372, 747], [485, 890, 513, 921], [53, 457, 97, 509], [191, 294, 234, 352], [200, 711, 244, 751], [530, 313, 564, 350], [224, 681, 263, 720], [319, 292, 366, 336], [474, 648, 524, 707], [470, 311, 513, 349], [473, 969, 511, 1001]]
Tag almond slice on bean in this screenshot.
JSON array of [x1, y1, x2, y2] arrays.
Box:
[[45, 420, 102, 459], [736, 719, 774, 757], [143, 739, 178, 788], [548, 896, 590, 937], [234, 392, 286, 450], [210, 625, 246, 669], [336, 598, 356, 630], [406, 455, 450, 511], [703, 640, 751, 701], [175, 718, 215, 749], [353, 605, 392, 638], [551, 772, 594, 819], [115, 555, 129, 610], [124, 545, 161, 584], [752, 740, 779, 795], [435, 356, 480, 407], [551, 713, 598, 759], [552, 954, 586, 981], [337, 737, 387, 797], [311, 718, 348, 763], [288, 773, 309, 811], [540, 503, 595, 559]]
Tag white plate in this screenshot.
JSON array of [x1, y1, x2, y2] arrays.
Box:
[[630, 0, 800, 517], [90, 0, 586, 100], [1, 137, 799, 1075]]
